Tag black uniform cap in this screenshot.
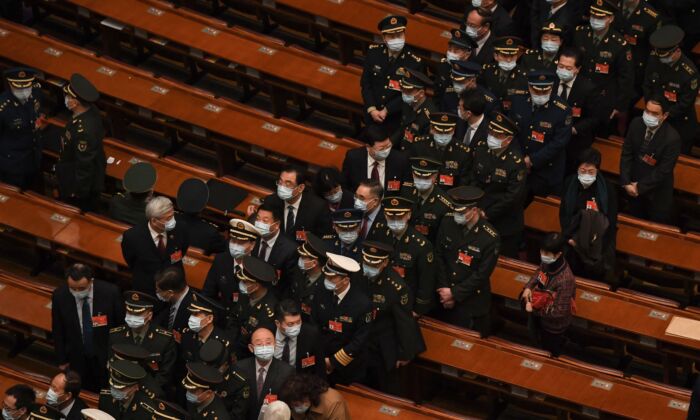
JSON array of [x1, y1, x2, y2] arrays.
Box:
[[188, 292, 225, 314], [378, 15, 407, 34], [109, 359, 146, 388], [382, 195, 414, 217], [63, 73, 99, 103], [488, 111, 518, 136], [236, 255, 277, 284], [4, 67, 36, 89], [123, 290, 157, 313], [198, 339, 229, 366], [527, 70, 557, 87], [590, 0, 618, 16], [540, 21, 565, 36], [298, 232, 328, 260], [177, 178, 209, 213], [400, 69, 433, 90], [149, 399, 191, 420], [493, 36, 523, 55], [411, 157, 442, 176], [448, 28, 477, 50], [650, 25, 684, 55], [447, 186, 485, 212], [123, 162, 156, 194], [430, 112, 458, 133], [111, 343, 151, 362], [361, 240, 394, 265], [331, 208, 363, 228], [28, 403, 62, 420], [451, 60, 481, 80], [182, 362, 223, 390]]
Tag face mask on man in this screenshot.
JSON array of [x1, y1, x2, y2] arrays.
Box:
[[45, 388, 64, 406], [354, 197, 368, 212], [642, 111, 660, 128], [578, 173, 596, 187], [413, 177, 433, 192], [125, 314, 146, 329], [277, 184, 295, 201], [471, 0, 482, 7], [387, 219, 407, 234], [324, 278, 337, 291], [465, 26, 479, 39], [229, 242, 248, 259], [337, 230, 359, 245], [283, 324, 301, 338], [188, 315, 206, 332], [372, 147, 391, 161], [70, 287, 90, 300], [531, 93, 551, 106], [11, 88, 31, 103], [433, 132, 453, 147], [324, 189, 343, 204], [185, 391, 200, 404], [541, 40, 560, 54], [110, 387, 129, 401], [589, 17, 607, 32], [254, 220, 272, 236], [164, 217, 176, 232], [540, 253, 557, 265], [452, 82, 466, 94], [556, 68, 574, 82], [64, 96, 74, 110], [497, 60, 516, 72], [386, 38, 405, 52], [293, 403, 311, 414], [486, 134, 504, 150], [239, 281, 254, 295], [446, 51, 461, 62], [401, 92, 415, 105], [254, 345, 275, 361], [453, 212, 467, 225], [362, 263, 381, 278], [298, 257, 314, 272]]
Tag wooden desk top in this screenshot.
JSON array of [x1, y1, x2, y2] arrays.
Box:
[[0, 188, 73, 240], [69, 0, 363, 104], [419, 319, 690, 419], [0, 19, 358, 168], [274, 0, 452, 56], [0, 272, 52, 331]]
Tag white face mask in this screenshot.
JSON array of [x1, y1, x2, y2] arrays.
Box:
[[337, 229, 359, 245], [125, 314, 146, 329], [229, 242, 248, 259], [446, 51, 461, 62], [471, 0, 482, 6], [452, 82, 466, 94], [453, 212, 467, 225], [110, 387, 129, 401], [486, 134, 504, 150], [185, 391, 199, 404], [156, 291, 170, 302], [283, 324, 301, 338], [277, 184, 295, 201], [531, 93, 551, 106], [497, 60, 517, 72], [354, 197, 368, 212], [433, 132, 453, 147], [465, 26, 479, 39], [386, 38, 405, 52], [578, 173, 596, 187], [254, 345, 275, 361], [293, 404, 311, 414], [70, 286, 91, 300], [363, 263, 381, 278], [45, 388, 62, 406], [556, 68, 575, 82], [239, 281, 254, 295], [254, 220, 271, 236], [323, 278, 337, 291], [11, 88, 31, 102], [540, 253, 557, 265], [164, 217, 176, 232], [541, 40, 560, 54], [188, 315, 205, 332], [298, 257, 314, 271], [387, 218, 407, 234], [64, 96, 73, 110], [642, 111, 660, 128], [659, 54, 674, 65], [372, 147, 391, 161], [401, 92, 415, 105], [325, 189, 343, 204], [589, 17, 607, 32], [413, 177, 433, 192]]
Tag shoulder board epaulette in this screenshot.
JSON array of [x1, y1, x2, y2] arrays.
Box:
[[155, 327, 172, 336], [322, 234, 335, 240], [576, 25, 585, 31], [484, 94, 494, 102], [403, 181, 414, 187], [100, 389, 111, 395], [643, 6, 658, 18], [483, 63, 494, 69], [440, 57, 447, 63], [368, 43, 382, 49], [456, 142, 469, 152], [389, 279, 403, 291], [681, 62, 695, 75], [512, 89, 528, 95], [409, 51, 421, 61], [424, 108, 430, 117], [438, 195, 454, 209], [32, 82, 41, 89], [483, 224, 498, 238], [413, 135, 430, 143], [110, 325, 126, 333], [554, 100, 567, 110]]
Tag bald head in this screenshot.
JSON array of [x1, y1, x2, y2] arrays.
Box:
[[250, 327, 274, 346]]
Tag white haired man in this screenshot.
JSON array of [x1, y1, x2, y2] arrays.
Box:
[[121, 196, 190, 295]]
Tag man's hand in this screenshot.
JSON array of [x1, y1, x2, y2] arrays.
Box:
[[521, 288, 532, 302], [568, 239, 577, 247], [437, 287, 453, 303], [324, 357, 333, 374], [624, 183, 638, 197], [396, 360, 411, 368], [411, 311, 420, 319], [524, 156, 533, 170], [572, 127, 577, 136], [370, 109, 387, 123], [378, 108, 388, 119]]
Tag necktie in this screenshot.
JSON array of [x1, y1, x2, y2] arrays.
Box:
[[560, 83, 569, 100], [81, 297, 93, 355], [157, 234, 165, 256], [134, 333, 143, 346], [286, 205, 295, 234], [257, 367, 266, 398], [359, 216, 369, 239], [282, 337, 290, 363], [644, 129, 653, 147], [259, 241, 269, 261], [371, 161, 379, 182], [168, 304, 177, 330], [463, 126, 472, 145]]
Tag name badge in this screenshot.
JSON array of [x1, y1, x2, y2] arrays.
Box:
[[403, 128, 414, 143], [594, 63, 609, 74], [263, 394, 278, 405], [388, 79, 401, 91], [571, 106, 582, 117], [664, 90, 677, 102], [170, 250, 182, 264], [301, 355, 316, 368], [387, 179, 401, 191], [439, 174, 454, 186], [232, 292, 239, 303], [392, 265, 406, 278], [296, 230, 307, 242], [624, 34, 637, 45], [531, 130, 545, 143], [329, 320, 343, 333], [586, 200, 598, 211], [458, 251, 472, 266], [642, 154, 657, 166], [415, 224, 429, 236], [92, 315, 108, 327]]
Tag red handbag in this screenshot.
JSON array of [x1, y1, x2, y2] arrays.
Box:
[[530, 290, 555, 311]]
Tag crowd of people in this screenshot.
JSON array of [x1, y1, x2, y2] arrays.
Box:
[[0, 0, 699, 419]]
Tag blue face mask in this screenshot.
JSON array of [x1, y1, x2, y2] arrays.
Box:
[[401, 92, 415, 105], [325, 189, 343, 204], [337, 230, 359, 245], [254, 220, 271, 236], [556, 68, 574, 82], [453, 212, 467, 225], [324, 278, 336, 291], [531, 93, 551, 106], [164, 217, 176, 232], [433, 132, 453, 147], [541, 40, 560, 54], [387, 218, 407, 234], [110, 387, 129, 401], [277, 184, 295, 201], [354, 197, 368, 212], [642, 111, 660, 128], [229, 242, 248, 259], [186, 391, 200, 404], [589, 17, 607, 32], [362, 263, 381, 278]]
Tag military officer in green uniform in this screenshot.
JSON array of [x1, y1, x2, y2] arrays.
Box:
[[615, 0, 661, 95], [402, 157, 452, 244], [199, 339, 247, 419], [521, 22, 566, 73], [643, 25, 699, 154], [392, 70, 437, 151], [27, 403, 62, 420], [56, 73, 105, 211], [180, 292, 232, 366], [433, 28, 476, 106], [289, 232, 328, 322], [109, 162, 156, 226], [109, 343, 166, 399], [479, 36, 529, 110], [410, 112, 473, 189], [98, 359, 155, 420], [109, 291, 176, 389], [176, 178, 227, 255], [360, 241, 425, 393], [228, 256, 278, 359], [182, 362, 231, 420], [381, 195, 435, 316], [574, 0, 634, 136], [361, 15, 424, 133], [435, 186, 500, 337], [467, 112, 526, 258]]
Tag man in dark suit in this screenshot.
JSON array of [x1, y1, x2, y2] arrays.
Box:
[[354, 179, 391, 242], [252, 201, 299, 297], [175, 178, 227, 255], [466, 7, 496, 65], [464, 0, 516, 36], [456, 89, 490, 148], [530, 0, 583, 46], [51, 263, 124, 392], [154, 266, 194, 343], [313, 167, 355, 213], [231, 327, 295, 420], [273, 299, 325, 378], [556, 48, 600, 175], [620, 97, 681, 224], [264, 165, 331, 241], [121, 196, 190, 296], [46, 370, 87, 420], [342, 124, 410, 195]]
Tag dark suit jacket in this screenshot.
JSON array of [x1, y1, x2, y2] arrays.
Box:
[[51, 280, 124, 378], [253, 231, 300, 296], [455, 115, 490, 148], [155, 287, 195, 336], [264, 192, 331, 240], [530, 0, 583, 46], [472, 32, 496, 65], [65, 398, 88, 420], [234, 357, 295, 420], [121, 222, 190, 295], [342, 146, 410, 194], [464, 4, 516, 36], [292, 323, 326, 378], [176, 213, 226, 255], [557, 75, 600, 165]]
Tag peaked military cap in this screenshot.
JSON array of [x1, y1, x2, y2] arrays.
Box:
[[383, 195, 414, 217], [149, 399, 190, 420], [650, 25, 684, 55], [331, 208, 363, 228], [448, 28, 477, 50], [123, 162, 156, 194], [188, 292, 225, 314], [177, 178, 209, 213], [540, 21, 565, 36], [411, 157, 442, 176], [199, 339, 229, 367], [378, 15, 407, 34], [80, 409, 115, 420], [361, 240, 394, 264], [298, 232, 328, 260], [63, 73, 99, 103], [229, 218, 260, 242], [236, 255, 276, 284], [488, 111, 518, 135], [493, 36, 523, 55], [527, 70, 557, 88], [28, 404, 62, 420], [450, 60, 481, 80], [123, 290, 157, 313], [4, 67, 36, 89], [182, 362, 223, 390], [430, 112, 458, 133], [109, 359, 146, 388], [590, 0, 618, 16], [447, 186, 484, 212], [400, 69, 433, 90], [111, 343, 151, 363], [322, 252, 361, 277]]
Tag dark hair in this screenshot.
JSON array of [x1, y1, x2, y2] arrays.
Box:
[[155, 266, 186, 292], [5, 384, 35, 411], [65, 263, 94, 282], [460, 89, 486, 115], [280, 374, 329, 407], [558, 47, 582, 68], [646, 94, 669, 113], [64, 370, 82, 399], [541, 232, 565, 253], [577, 148, 601, 168], [275, 299, 301, 323], [361, 125, 389, 147], [280, 165, 306, 186], [473, 7, 494, 27], [258, 200, 284, 223], [313, 167, 343, 196], [358, 178, 384, 200]]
